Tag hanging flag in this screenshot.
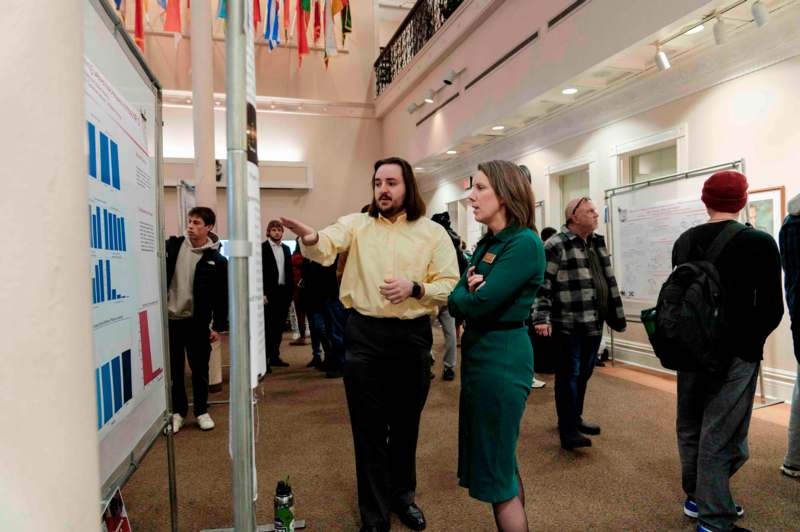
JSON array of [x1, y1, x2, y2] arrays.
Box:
[[297, 0, 310, 65], [134, 0, 145, 52], [323, 0, 338, 67], [341, 1, 351, 45], [283, 0, 291, 41], [157, 0, 167, 9], [265, 0, 281, 50], [331, 0, 342, 14], [164, 0, 182, 32], [217, 0, 227, 19], [115, 0, 127, 22], [254, 0, 262, 32], [313, 0, 322, 45]]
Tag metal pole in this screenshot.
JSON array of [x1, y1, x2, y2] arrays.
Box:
[[226, 1, 257, 530]]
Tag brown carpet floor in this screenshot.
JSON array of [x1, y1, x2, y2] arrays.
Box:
[[123, 330, 800, 531]]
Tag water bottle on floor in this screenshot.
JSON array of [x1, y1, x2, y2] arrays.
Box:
[[274, 478, 295, 532]]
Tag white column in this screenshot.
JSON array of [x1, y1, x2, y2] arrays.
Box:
[[190, 0, 223, 387], [0, 1, 100, 530]]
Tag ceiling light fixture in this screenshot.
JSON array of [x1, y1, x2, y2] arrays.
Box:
[[561, 87, 578, 95], [443, 69, 457, 85], [713, 16, 727, 45], [297, 105, 303, 110], [685, 24, 705, 35], [406, 102, 419, 114], [424, 90, 435, 104], [752, 1, 769, 27], [654, 47, 671, 71], [414, 167, 424, 171], [446, 150, 457, 155], [269, 103, 276, 109], [185, 98, 192, 104], [491, 125, 505, 131]]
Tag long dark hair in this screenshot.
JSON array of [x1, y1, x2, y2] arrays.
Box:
[[367, 157, 426, 222]]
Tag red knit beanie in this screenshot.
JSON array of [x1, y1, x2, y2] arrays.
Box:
[[701, 170, 748, 213]]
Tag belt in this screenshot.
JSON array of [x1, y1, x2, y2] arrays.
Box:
[[466, 321, 525, 332]]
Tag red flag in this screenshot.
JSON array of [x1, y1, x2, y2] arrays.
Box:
[[254, 0, 262, 32], [134, 0, 144, 52], [313, 0, 321, 44], [297, 0, 309, 65], [283, 0, 290, 40], [164, 0, 182, 32]]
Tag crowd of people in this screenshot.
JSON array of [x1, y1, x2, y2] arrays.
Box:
[[164, 157, 799, 532]]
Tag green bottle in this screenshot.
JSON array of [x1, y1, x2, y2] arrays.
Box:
[[274, 478, 295, 532]]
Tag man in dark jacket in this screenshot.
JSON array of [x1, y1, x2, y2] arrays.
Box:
[[671, 171, 783, 532], [165, 207, 228, 433], [781, 192, 800, 478], [262, 219, 294, 369], [532, 197, 626, 450]]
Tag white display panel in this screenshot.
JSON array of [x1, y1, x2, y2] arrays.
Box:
[[84, 0, 166, 487]]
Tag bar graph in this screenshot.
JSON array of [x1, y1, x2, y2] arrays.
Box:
[[87, 120, 121, 190], [139, 310, 163, 385], [91, 259, 128, 304], [89, 205, 127, 251], [96, 349, 133, 429]]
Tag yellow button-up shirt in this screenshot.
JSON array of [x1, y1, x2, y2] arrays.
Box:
[[301, 212, 459, 319]]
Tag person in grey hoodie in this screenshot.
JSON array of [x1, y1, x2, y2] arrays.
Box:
[[781, 192, 800, 478], [165, 207, 228, 434]]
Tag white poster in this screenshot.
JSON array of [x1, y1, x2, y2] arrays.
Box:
[[84, 56, 165, 479]]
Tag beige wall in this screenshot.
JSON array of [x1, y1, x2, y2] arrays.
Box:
[[138, 0, 376, 102], [424, 54, 800, 381], [162, 106, 382, 238]]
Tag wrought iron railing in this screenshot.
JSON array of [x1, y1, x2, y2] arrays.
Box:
[[374, 0, 464, 96]]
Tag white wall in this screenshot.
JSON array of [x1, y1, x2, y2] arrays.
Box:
[[0, 1, 101, 529], [162, 106, 383, 238], [424, 53, 800, 390]]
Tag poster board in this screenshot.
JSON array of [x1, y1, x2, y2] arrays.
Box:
[[606, 161, 744, 318], [177, 180, 197, 234], [84, 0, 168, 500]]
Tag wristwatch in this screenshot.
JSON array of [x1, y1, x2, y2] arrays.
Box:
[[411, 281, 422, 299]]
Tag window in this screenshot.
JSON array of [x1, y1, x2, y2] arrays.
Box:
[[628, 143, 677, 183], [559, 167, 590, 218]]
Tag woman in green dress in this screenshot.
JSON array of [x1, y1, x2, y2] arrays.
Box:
[[448, 160, 545, 531]]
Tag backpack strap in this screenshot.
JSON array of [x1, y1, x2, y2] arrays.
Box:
[[674, 233, 693, 266], [705, 222, 748, 264]]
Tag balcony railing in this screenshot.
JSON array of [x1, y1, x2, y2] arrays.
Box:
[[374, 0, 464, 96]]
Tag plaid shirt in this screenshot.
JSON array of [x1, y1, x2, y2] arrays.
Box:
[[780, 214, 800, 319], [532, 225, 626, 335]]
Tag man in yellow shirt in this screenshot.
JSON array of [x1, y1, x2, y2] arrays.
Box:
[[281, 157, 459, 532]]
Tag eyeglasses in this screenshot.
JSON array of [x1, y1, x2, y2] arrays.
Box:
[[571, 197, 588, 215]]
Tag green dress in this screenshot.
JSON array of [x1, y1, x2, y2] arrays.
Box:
[[448, 226, 545, 503]]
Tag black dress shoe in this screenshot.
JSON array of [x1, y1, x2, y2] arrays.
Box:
[[393, 503, 426, 531], [325, 368, 343, 379], [442, 367, 455, 381], [270, 357, 290, 367], [306, 356, 322, 368], [578, 420, 601, 435], [560, 434, 592, 450]]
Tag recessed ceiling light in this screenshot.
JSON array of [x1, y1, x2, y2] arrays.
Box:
[[185, 98, 192, 104], [491, 125, 505, 131], [415, 167, 424, 171], [685, 24, 704, 35], [269, 104, 276, 109], [297, 105, 303, 110], [215, 101, 221, 106], [323, 106, 328, 111], [446, 150, 457, 155], [561, 87, 578, 95]]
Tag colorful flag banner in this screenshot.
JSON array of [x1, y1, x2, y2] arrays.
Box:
[[254, 0, 262, 32], [134, 0, 145, 51], [323, 0, 337, 65], [313, 0, 321, 44], [297, 0, 310, 65], [265, 0, 281, 49], [341, 1, 351, 45], [164, 0, 182, 32], [217, 0, 227, 19]]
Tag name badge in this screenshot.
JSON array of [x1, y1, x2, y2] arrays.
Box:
[[483, 253, 496, 264]]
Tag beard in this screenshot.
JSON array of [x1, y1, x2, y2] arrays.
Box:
[[378, 202, 404, 218]]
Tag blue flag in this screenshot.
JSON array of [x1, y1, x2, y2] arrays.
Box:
[[265, 0, 281, 50]]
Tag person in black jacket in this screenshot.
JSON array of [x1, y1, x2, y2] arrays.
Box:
[[672, 171, 783, 532], [262, 220, 294, 370], [165, 207, 228, 433]]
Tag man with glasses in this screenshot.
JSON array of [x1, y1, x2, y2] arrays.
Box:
[[532, 197, 626, 450]]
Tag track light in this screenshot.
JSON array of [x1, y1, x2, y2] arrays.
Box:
[[424, 90, 435, 104], [406, 102, 418, 114], [752, 1, 769, 27], [713, 17, 727, 45], [654, 47, 670, 71], [443, 69, 457, 85]]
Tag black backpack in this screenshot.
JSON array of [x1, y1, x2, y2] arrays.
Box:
[[641, 222, 748, 373]]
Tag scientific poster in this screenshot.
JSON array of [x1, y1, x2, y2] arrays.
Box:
[[85, 56, 165, 470]]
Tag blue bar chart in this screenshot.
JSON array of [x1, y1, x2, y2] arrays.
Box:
[[89, 205, 127, 251], [91, 259, 128, 304], [96, 349, 133, 429], [87, 120, 121, 190]]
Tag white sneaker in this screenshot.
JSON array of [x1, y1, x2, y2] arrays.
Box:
[[531, 378, 546, 389], [196, 413, 215, 431], [171, 413, 184, 434]]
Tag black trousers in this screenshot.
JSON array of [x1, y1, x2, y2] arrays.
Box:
[[343, 312, 432, 527], [264, 285, 291, 363], [168, 318, 211, 417]]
